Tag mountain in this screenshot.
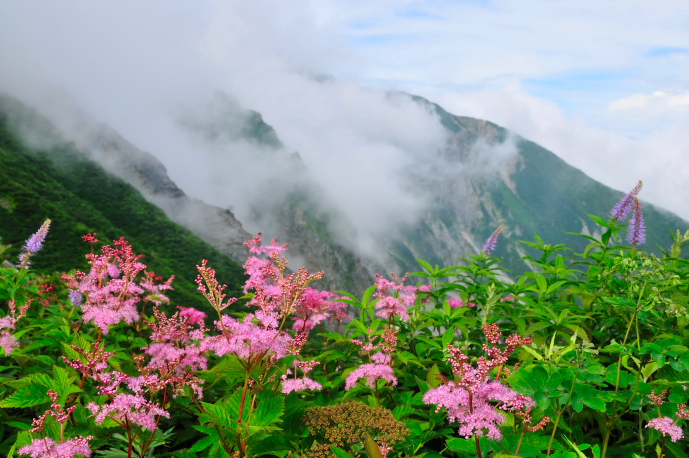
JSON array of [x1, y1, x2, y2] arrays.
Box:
[[0, 94, 247, 312], [383, 97, 689, 274], [172, 93, 689, 285], [1, 91, 687, 297]]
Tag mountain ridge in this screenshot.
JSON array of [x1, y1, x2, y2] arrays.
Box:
[[2, 91, 687, 295]]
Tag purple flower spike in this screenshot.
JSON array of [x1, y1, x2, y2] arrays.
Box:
[[611, 181, 642, 221], [482, 225, 504, 255], [17, 219, 51, 269], [627, 197, 646, 247]]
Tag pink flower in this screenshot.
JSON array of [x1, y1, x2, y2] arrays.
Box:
[[423, 325, 533, 440], [373, 273, 416, 321], [176, 306, 207, 325], [0, 299, 31, 355], [371, 352, 392, 364], [201, 314, 292, 361], [0, 330, 18, 355], [345, 364, 398, 390], [29, 389, 77, 432], [449, 298, 464, 308], [424, 381, 533, 440], [63, 238, 160, 334], [375, 296, 409, 321], [19, 436, 93, 458], [281, 377, 322, 394], [647, 417, 684, 442], [88, 393, 169, 430], [292, 287, 336, 332]]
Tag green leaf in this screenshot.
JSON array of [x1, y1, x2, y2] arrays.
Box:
[[252, 396, 284, 427], [392, 405, 414, 420], [508, 366, 562, 409], [441, 328, 455, 347], [570, 384, 608, 413], [331, 446, 356, 458], [446, 437, 477, 453], [415, 258, 434, 273], [426, 364, 444, 389], [0, 382, 51, 408], [361, 285, 377, 308], [200, 402, 237, 430], [588, 214, 610, 228], [190, 430, 221, 452], [225, 388, 247, 423], [364, 433, 384, 458], [249, 435, 292, 456]]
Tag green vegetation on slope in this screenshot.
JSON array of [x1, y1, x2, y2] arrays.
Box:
[[0, 105, 246, 312]]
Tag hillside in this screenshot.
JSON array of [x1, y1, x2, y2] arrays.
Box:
[[2, 91, 688, 298], [386, 99, 689, 275], [0, 95, 247, 312]]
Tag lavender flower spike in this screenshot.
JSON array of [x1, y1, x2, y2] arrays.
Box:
[[611, 181, 642, 221], [482, 225, 504, 255], [17, 219, 51, 269], [627, 197, 646, 247]]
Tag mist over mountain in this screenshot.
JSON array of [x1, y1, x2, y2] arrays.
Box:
[[1, 89, 687, 295]]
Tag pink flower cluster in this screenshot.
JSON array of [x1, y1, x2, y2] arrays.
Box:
[[448, 297, 476, 309], [20, 388, 93, 458], [373, 273, 421, 321], [63, 238, 173, 334], [64, 341, 170, 430], [292, 287, 348, 332], [197, 235, 328, 386], [201, 313, 293, 364], [281, 360, 323, 394], [88, 393, 169, 430], [647, 417, 684, 442], [0, 299, 31, 355], [644, 393, 689, 442], [19, 436, 93, 458], [345, 363, 398, 390], [30, 389, 75, 432], [424, 381, 533, 439], [140, 306, 208, 399], [346, 326, 399, 390], [423, 324, 535, 440]]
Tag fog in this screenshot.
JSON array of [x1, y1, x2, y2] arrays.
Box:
[[0, 1, 452, 256]]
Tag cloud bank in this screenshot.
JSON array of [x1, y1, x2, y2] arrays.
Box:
[[0, 0, 688, 236]]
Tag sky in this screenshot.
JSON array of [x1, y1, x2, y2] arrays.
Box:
[[1, 0, 688, 227]]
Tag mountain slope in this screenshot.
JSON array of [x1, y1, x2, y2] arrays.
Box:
[[387, 99, 689, 276], [0, 95, 247, 311], [3, 91, 687, 297]]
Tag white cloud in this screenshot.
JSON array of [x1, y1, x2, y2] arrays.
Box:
[[0, 0, 448, 257], [422, 83, 689, 222], [0, 0, 688, 241]]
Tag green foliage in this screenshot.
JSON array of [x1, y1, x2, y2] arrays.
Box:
[[0, 102, 245, 313], [3, 200, 689, 458]]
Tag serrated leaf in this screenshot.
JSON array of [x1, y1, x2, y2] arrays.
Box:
[[32, 355, 54, 366], [0, 382, 51, 408], [252, 396, 284, 427], [200, 402, 237, 430], [249, 435, 292, 456], [190, 431, 220, 452], [392, 405, 414, 420], [225, 388, 246, 423]]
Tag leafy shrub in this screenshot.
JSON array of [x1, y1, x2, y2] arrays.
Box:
[[2, 185, 689, 458]]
